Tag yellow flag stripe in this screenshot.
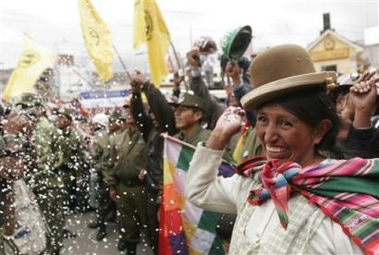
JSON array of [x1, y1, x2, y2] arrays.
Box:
[[78, 0, 114, 82], [3, 35, 56, 102], [133, 0, 171, 87]]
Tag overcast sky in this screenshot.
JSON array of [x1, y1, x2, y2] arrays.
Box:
[[0, 0, 378, 70]]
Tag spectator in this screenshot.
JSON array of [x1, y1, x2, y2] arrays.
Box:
[[186, 44, 378, 254]]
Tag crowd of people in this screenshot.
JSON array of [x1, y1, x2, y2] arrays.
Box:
[[0, 42, 379, 255]]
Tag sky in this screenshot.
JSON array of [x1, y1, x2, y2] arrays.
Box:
[[0, 0, 378, 71]]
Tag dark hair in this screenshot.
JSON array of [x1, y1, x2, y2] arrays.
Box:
[[259, 87, 340, 152], [190, 107, 205, 124], [327, 86, 351, 104]]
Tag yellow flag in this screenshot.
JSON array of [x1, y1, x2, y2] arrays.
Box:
[[134, 0, 171, 87], [78, 0, 113, 81], [3, 35, 57, 102]]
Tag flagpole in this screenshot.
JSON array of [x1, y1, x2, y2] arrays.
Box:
[[161, 133, 231, 164], [169, 42, 189, 91], [112, 44, 133, 81], [161, 132, 195, 149]]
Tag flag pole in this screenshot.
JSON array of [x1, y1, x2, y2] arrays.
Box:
[[161, 132, 231, 164], [161, 132, 195, 149], [112, 44, 133, 81], [169, 41, 189, 91]]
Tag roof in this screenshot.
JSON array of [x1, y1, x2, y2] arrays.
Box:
[[306, 29, 364, 52]]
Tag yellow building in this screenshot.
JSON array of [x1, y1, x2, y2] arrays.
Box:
[[307, 30, 364, 74]]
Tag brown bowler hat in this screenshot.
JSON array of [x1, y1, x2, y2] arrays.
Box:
[[241, 44, 337, 110]]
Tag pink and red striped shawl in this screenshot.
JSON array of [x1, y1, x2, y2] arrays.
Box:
[[237, 157, 379, 255]]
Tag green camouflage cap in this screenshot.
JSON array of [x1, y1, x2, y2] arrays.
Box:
[[170, 92, 207, 112], [15, 92, 42, 107], [221, 25, 252, 60]]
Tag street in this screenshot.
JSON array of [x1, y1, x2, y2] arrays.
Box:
[[61, 211, 153, 255]]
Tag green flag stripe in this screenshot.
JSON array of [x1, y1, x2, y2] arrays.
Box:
[[198, 210, 222, 233], [176, 145, 194, 172]]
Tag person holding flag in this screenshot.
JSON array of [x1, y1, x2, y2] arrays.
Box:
[[133, 0, 171, 87]]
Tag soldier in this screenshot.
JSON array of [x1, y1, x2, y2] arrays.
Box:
[[129, 72, 178, 254], [55, 106, 90, 239], [170, 92, 212, 144], [105, 109, 126, 223], [107, 105, 148, 255], [88, 109, 125, 232], [87, 113, 112, 241], [55, 107, 87, 214], [15, 93, 65, 255]]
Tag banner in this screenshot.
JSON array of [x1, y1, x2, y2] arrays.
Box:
[[78, 0, 113, 81], [3, 35, 56, 102], [160, 135, 234, 255], [133, 0, 171, 87]]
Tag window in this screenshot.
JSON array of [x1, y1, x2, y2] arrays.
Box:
[[321, 65, 337, 72]]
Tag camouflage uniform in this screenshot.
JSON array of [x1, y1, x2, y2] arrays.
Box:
[[55, 122, 87, 213], [12, 93, 64, 254], [29, 116, 64, 255]]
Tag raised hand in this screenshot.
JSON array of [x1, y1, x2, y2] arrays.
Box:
[[349, 70, 379, 128], [206, 106, 245, 150]]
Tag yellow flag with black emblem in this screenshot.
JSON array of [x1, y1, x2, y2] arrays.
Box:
[[133, 0, 171, 87], [3, 34, 57, 102], [78, 0, 113, 82]]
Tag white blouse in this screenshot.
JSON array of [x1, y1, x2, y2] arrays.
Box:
[[185, 143, 364, 254]]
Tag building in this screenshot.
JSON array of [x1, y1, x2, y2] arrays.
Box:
[[307, 29, 364, 74], [307, 13, 377, 75]]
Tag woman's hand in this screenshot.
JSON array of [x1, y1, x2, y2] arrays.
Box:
[[206, 106, 245, 150]]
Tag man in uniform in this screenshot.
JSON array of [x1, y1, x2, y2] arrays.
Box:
[[106, 105, 148, 255], [171, 92, 212, 144], [55, 107, 86, 215], [87, 113, 112, 241], [88, 109, 125, 231], [16, 93, 64, 255]]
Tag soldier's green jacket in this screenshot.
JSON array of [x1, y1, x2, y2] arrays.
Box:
[[55, 127, 86, 177], [105, 128, 147, 188], [174, 125, 211, 146], [175, 126, 234, 163], [89, 129, 112, 176], [28, 116, 62, 191]]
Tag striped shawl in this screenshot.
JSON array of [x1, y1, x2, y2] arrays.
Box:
[[236, 156, 379, 255]]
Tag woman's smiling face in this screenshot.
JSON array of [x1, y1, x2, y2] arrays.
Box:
[[255, 103, 324, 167]]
